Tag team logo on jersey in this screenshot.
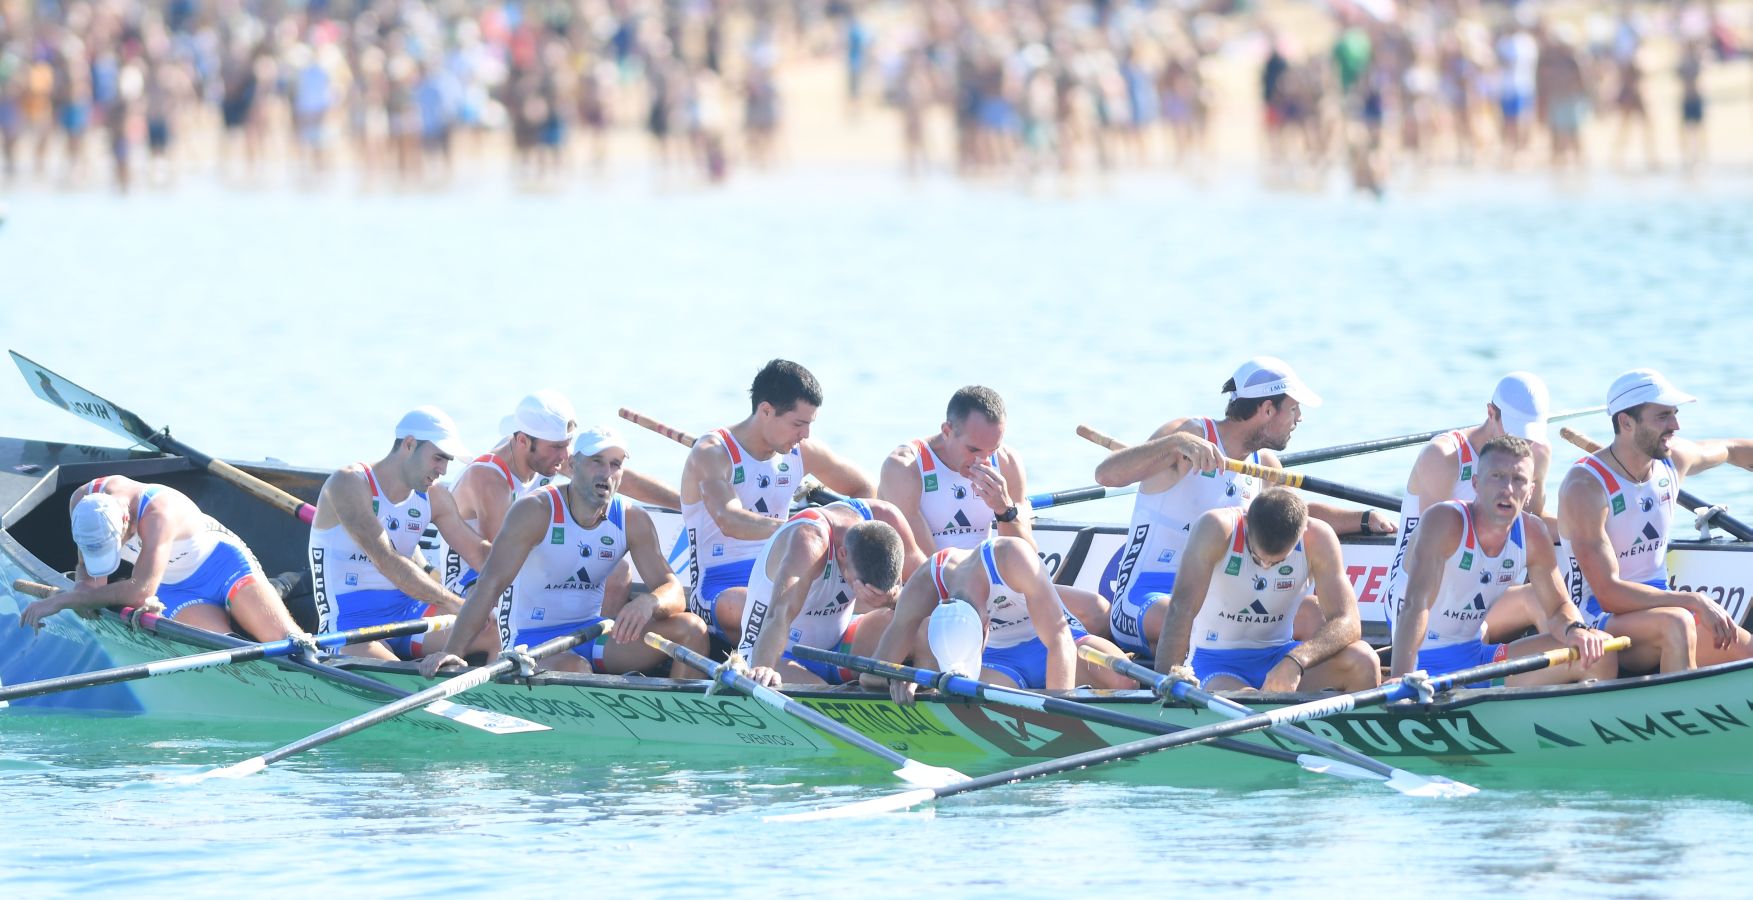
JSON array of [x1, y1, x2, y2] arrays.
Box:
[[1252, 575, 1267, 591], [551, 526, 565, 545], [943, 510, 974, 533], [924, 474, 939, 492], [1224, 556, 1242, 576], [1479, 571, 1492, 584], [1275, 579, 1295, 590], [1640, 497, 1654, 512], [1611, 494, 1626, 515], [1220, 599, 1280, 624], [601, 536, 615, 545], [1157, 549, 1176, 564], [405, 520, 422, 532], [1278, 565, 1293, 575], [409, 508, 422, 518], [1460, 464, 1473, 480], [1201, 469, 1217, 479], [599, 550, 614, 559], [777, 475, 790, 486], [1496, 573, 1515, 584], [953, 485, 968, 500], [1225, 483, 1237, 497], [754, 498, 770, 514], [1502, 558, 1515, 568], [733, 466, 746, 485], [372, 500, 379, 515], [345, 573, 358, 586], [572, 565, 594, 588], [778, 461, 791, 472], [712, 543, 725, 557], [756, 474, 771, 488], [386, 516, 401, 532], [1659, 477, 1671, 488], [1460, 551, 1475, 571]]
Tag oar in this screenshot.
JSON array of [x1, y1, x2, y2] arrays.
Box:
[[1558, 427, 1753, 542], [1074, 645, 1474, 797], [644, 633, 968, 789], [618, 407, 698, 447], [1077, 424, 1399, 512], [0, 615, 442, 703], [775, 638, 1628, 821], [186, 620, 612, 781], [10, 351, 317, 524], [12, 579, 540, 734], [784, 645, 1404, 790], [1278, 406, 1607, 466], [1026, 483, 1139, 510]]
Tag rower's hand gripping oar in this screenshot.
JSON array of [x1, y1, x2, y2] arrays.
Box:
[[0, 614, 445, 703], [1559, 427, 1753, 542], [184, 621, 613, 781], [643, 633, 968, 789], [1075, 645, 1475, 798], [777, 645, 1404, 805], [779, 638, 1628, 820], [10, 351, 318, 524], [1078, 424, 1400, 511]]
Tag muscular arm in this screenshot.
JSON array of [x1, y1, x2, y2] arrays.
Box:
[[998, 538, 1073, 691], [1291, 521, 1364, 670], [865, 568, 940, 701], [429, 484, 489, 573], [1389, 504, 1462, 677], [620, 468, 682, 511], [605, 505, 687, 644], [1556, 471, 1685, 615], [986, 447, 1033, 547], [745, 527, 829, 672], [801, 438, 876, 498], [684, 437, 782, 542], [1522, 517, 1589, 638], [436, 494, 548, 658], [327, 469, 465, 614], [1154, 511, 1228, 672], [62, 498, 175, 612], [1672, 437, 1753, 480], [1094, 419, 1211, 492], [878, 445, 939, 558]]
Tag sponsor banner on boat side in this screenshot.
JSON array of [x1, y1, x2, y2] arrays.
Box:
[[800, 698, 979, 756], [1528, 700, 1753, 750], [943, 704, 1109, 758], [1256, 711, 1511, 757]]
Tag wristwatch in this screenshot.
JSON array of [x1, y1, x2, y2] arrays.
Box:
[[994, 505, 1020, 523]]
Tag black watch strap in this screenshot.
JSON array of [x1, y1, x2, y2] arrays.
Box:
[[994, 505, 1019, 523]]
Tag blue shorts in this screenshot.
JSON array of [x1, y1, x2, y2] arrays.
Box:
[[983, 627, 1089, 690], [334, 588, 437, 659], [1190, 642, 1301, 690], [1581, 576, 1669, 630], [1110, 571, 1175, 659], [691, 558, 756, 639], [782, 618, 864, 684], [1417, 640, 1508, 689], [156, 539, 262, 619], [513, 618, 609, 672]]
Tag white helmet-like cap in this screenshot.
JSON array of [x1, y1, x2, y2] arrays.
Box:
[[927, 598, 986, 678]]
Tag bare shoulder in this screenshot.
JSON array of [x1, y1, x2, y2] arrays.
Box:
[[1151, 417, 1201, 440], [1302, 516, 1342, 552], [886, 440, 922, 467]]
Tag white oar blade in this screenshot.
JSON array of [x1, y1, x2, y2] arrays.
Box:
[[894, 760, 970, 789], [1385, 770, 1479, 799], [1294, 754, 1383, 782], [421, 699, 549, 735], [173, 756, 267, 784], [764, 788, 939, 824]]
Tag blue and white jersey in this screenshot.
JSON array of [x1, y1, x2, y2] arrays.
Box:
[[738, 500, 872, 656], [1113, 418, 1260, 601], [497, 486, 627, 647], [1189, 512, 1309, 651], [911, 438, 999, 551], [1421, 502, 1528, 648]]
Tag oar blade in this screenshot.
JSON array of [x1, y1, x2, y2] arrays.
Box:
[[10, 350, 159, 446], [1385, 770, 1479, 799], [893, 760, 970, 789], [763, 788, 940, 823], [420, 699, 549, 735], [173, 756, 268, 784], [1293, 754, 1384, 782]]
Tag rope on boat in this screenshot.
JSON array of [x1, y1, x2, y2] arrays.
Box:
[[1402, 670, 1435, 704], [499, 644, 538, 680]]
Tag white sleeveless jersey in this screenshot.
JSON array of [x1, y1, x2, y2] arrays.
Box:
[[736, 500, 872, 656], [912, 439, 999, 551], [1561, 455, 1678, 587], [496, 487, 627, 645], [84, 477, 239, 583], [444, 452, 555, 591], [309, 465, 430, 628], [1420, 502, 1528, 648], [1113, 419, 1260, 598], [1189, 515, 1310, 650], [1383, 431, 1479, 624], [932, 540, 1080, 650], [681, 428, 807, 574]]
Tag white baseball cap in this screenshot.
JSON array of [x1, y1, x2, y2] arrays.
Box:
[[395, 406, 468, 458], [499, 390, 578, 444], [573, 426, 629, 458], [1491, 372, 1551, 444], [927, 598, 986, 678], [1607, 369, 1697, 417], [1228, 356, 1323, 408], [72, 493, 127, 578]]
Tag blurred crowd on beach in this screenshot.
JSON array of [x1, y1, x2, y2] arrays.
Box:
[[0, 0, 1745, 192]]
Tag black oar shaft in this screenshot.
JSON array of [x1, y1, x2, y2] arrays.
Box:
[[1223, 459, 1399, 511], [1279, 406, 1608, 466]]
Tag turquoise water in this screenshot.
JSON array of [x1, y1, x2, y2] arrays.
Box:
[[4, 168, 1753, 895]]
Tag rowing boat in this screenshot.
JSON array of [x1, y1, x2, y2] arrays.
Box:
[[7, 436, 1753, 777]]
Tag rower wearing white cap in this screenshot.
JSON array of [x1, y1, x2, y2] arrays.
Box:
[[1557, 369, 1753, 673], [680, 359, 876, 641], [1381, 372, 1555, 642], [18, 475, 305, 642], [1094, 356, 1395, 662], [307, 406, 470, 660], [419, 427, 709, 679]]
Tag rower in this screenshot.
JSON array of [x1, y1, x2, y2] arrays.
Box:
[[871, 536, 1133, 701], [1390, 435, 1613, 685], [738, 498, 911, 688], [306, 407, 469, 659], [1557, 369, 1753, 673], [430, 390, 683, 595], [679, 359, 876, 640], [1381, 372, 1553, 643], [419, 427, 709, 678], [1154, 487, 1380, 692], [878, 385, 1110, 637], [1094, 356, 1395, 662], [18, 475, 306, 642]]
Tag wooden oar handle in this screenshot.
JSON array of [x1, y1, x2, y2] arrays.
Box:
[[618, 408, 698, 448], [1223, 457, 1304, 489], [1559, 426, 1602, 454], [1076, 424, 1125, 451], [205, 459, 317, 525], [13, 578, 55, 599]]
